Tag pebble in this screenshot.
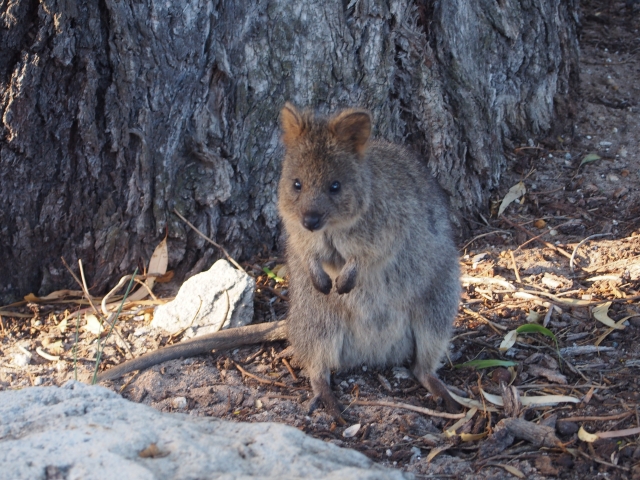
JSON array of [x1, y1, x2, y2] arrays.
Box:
[[12, 353, 31, 367], [556, 421, 579, 436], [170, 397, 188, 410]]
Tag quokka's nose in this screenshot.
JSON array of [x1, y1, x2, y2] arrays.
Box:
[[302, 212, 323, 231]]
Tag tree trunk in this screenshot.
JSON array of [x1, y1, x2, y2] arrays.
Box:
[[0, 0, 579, 302]]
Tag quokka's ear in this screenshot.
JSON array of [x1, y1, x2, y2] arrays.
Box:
[[281, 102, 307, 148], [328, 108, 371, 156]]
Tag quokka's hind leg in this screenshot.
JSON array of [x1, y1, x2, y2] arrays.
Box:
[[411, 298, 460, 412], [308, 371, 347, 424]]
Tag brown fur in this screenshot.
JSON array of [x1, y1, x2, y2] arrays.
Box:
[[279, 103, 461, 418]]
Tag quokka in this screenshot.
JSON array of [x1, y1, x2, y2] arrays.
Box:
[[97, 103, 460, 421], [278, 103, 460, 418]]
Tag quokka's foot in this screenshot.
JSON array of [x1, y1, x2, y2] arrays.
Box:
[[421, 372, 461, 413], [309, 376, 347, 424]]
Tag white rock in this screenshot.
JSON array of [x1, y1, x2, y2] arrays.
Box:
[[152, 259, 255, 338], [12, 353, 30, 367], [170, 396, 188, 409], [0, 382, 408, 480]]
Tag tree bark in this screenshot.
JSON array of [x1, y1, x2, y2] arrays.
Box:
[[0, 0, 579, 302]]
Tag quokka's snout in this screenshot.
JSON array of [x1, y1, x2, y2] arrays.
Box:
[[301, 211, 323, 231]]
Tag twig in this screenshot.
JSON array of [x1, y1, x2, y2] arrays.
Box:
[[133, 278, 158, 301], [35, 347, 59, 362], [233, 360, 306, 390], [462, 230, 512, 251], [501, 217, 573, 260], [167, 297, 204, 343], [462, 308, 508, 333], [574, 448, 630, 472], [509, 250, 521, 283], [570, 233, 613, 272], [353, 400, 466, 419], [61, 258, 101, 318], [173, 208, 243, 271], [461, 275, 516, 291], [260, 285, 290, 301], [557, 412, 632, 423], [281, 357, 298, 381]]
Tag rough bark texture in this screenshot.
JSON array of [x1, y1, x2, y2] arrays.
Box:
[[0, 0, 579, 302]]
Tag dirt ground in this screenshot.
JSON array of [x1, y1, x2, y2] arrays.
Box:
[[2, 2, 640, 479]]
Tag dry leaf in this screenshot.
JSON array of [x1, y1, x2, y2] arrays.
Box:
[[155, 270, 175, 283], [84, 314, 104, 335], [343, 424, 361, 438], [498, 181, 526, 216], [128, 237, 169, 302], [138, 443, 169, 458], [527, 365, 568, 384], [482, 389, 579, 407], [449, 391, 498, 412], [526, 309, 541, 323], [498, 465, 525, 479], [445, 408, 478, 437], [23, 290, 84, 302], [425, 445, 452, 463], [499, 329, 518, 352], [578, 426, 599, 443], [460, 432, 487, 442], [592, 302, 625, 330]]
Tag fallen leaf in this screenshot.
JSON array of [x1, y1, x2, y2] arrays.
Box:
[[498, 465, 525, 479], [516, 324, 558, 346], [526, 309, 541, 323], [527, 365, 567, 384], [579, 153, 601, 167], [449, 390, 498, 412], [498, 181, 526, 217], [481, 389, 579, 407], [23, 290, 85, 303], [460, 432, 487, 442], [425, 445, 452, 463], [445, 408, 478, 437], [155, 270, 175, 283], [342, 424, 361, 438], [138, 443, 169, 458], [84, 314, 104, 335], [499, 330, 518, 352], [128, 238, 169, 302], [578, 426, 599, 443], [592, 302, 626, 330], [456, 359, 518, 369]]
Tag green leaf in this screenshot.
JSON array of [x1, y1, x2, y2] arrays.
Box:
[[262, 266, 285, 283], [454, 359, 518, 370], [516, 323, 556, 341], [579, 153, 601, 167]]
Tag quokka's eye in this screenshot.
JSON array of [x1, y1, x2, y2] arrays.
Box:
[[293, 179, 302, 191], [329, 181, 341, 193]]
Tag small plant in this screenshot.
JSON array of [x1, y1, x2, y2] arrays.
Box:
[[91, 268, 138, 385]]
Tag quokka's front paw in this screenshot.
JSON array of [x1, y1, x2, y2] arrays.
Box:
[[335, 266, 357, 294], [310, 270, 332, 295]]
